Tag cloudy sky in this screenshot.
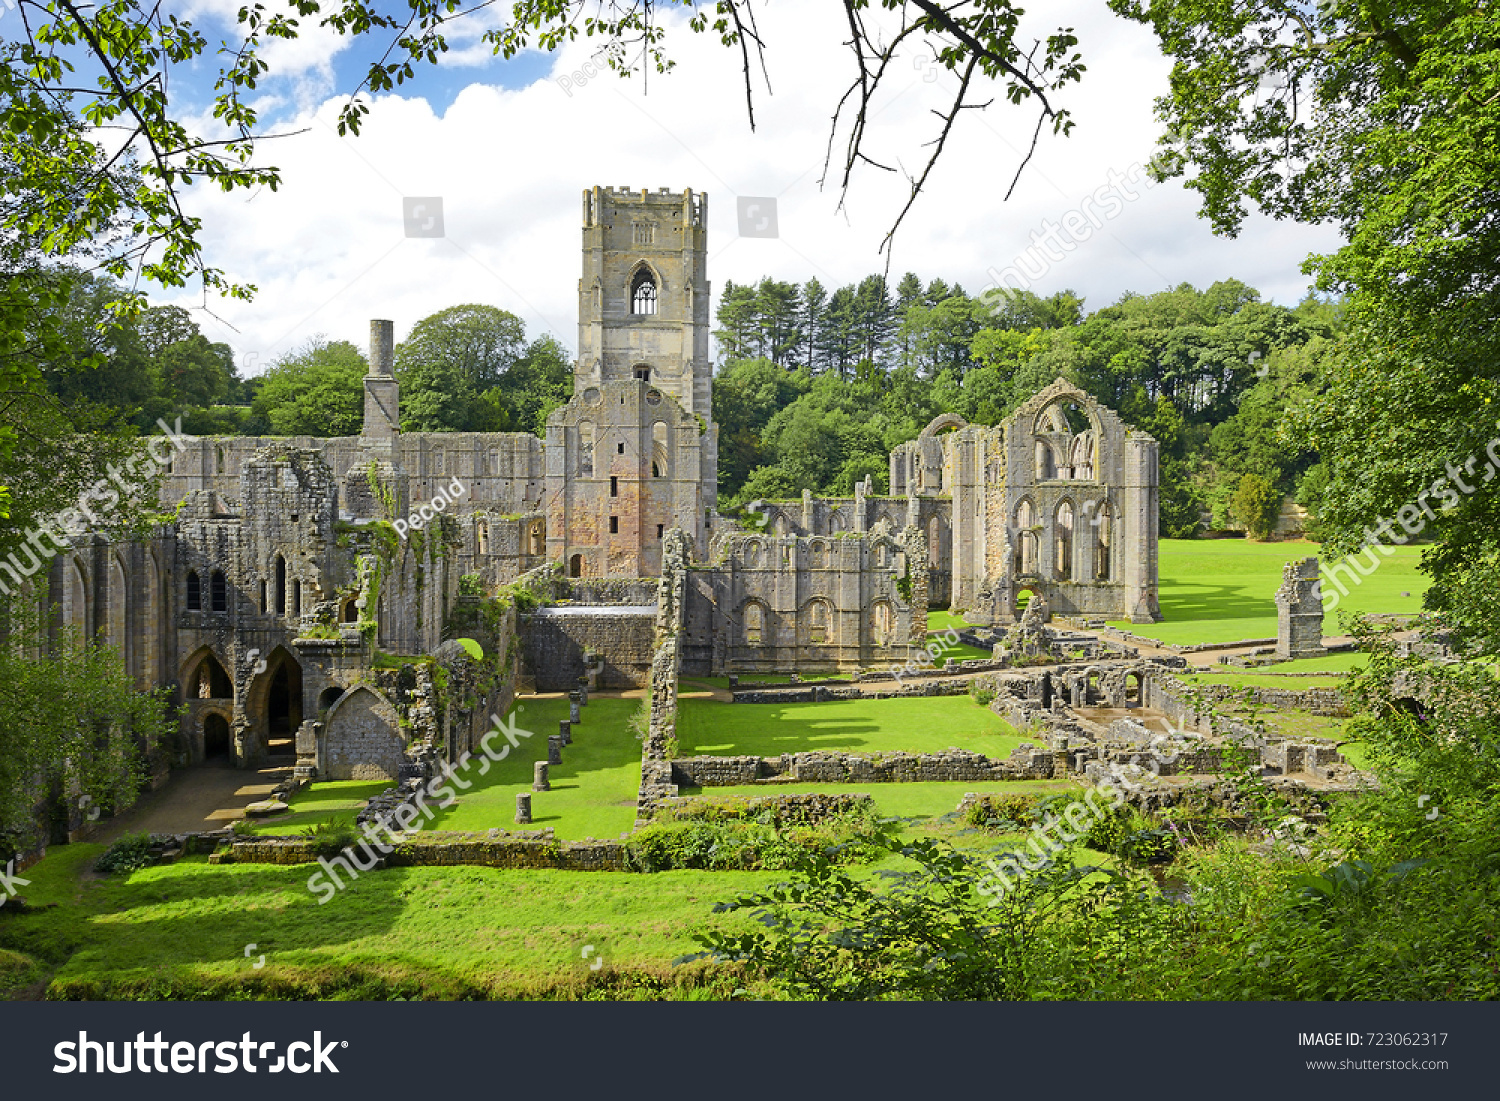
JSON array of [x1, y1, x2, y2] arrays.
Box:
[[156, 0, 1345, 375]]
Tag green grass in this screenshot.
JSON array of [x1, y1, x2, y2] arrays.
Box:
[[676, 695, 1023, 758], [1108, 538, 1427, 645], [928, 609, 971, 632], [1179, 672, 1348, 690], [422, 695, 644, 841], [253, 779, 390, 837], [0, 843, 778, 999], [1257, 651, 1368, 673]]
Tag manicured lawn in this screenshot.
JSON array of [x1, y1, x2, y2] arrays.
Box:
[[1179, 672, 1348, 691], [1257, 652, 1368, 673], [422, 695, 644, 841], [254, 779, 390, 837], [676, 695, 1023, 758], [1108, 538, 1428, 645], [0, 844, 777, 999]]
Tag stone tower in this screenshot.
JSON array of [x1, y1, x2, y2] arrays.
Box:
[[1276, 556, 1326, 659], [545, 187, 719, 577]]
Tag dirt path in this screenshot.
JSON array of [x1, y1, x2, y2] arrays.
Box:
[[95, 760, 295, 841]]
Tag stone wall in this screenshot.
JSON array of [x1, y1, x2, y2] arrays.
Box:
[[522, 607, 657, 690], [668, 742, 1056, 785]]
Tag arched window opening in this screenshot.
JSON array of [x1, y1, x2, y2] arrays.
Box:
[[744, 603, 764, 646], [578, 422, 595, 476], [808, 601, 829, 644], [274, 555, 286, 615], [342, 599, 359, 623], [292, 579, 302, 618], [1096, 503, 1113, 581], [634, 367, 651, 381], [569, 554, 583, 578], [210, 570, 227, 612], [1055, 503, 1074, 581], [186, 570, 201, 611], [631, 269, 658, 315]]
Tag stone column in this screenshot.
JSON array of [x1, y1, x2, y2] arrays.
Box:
[[569, 699, 581, 725], [515, 793, 532, 824], [560, 719, 572, 745], [533, 762, 550, 791], [548, 735, 563, 765]]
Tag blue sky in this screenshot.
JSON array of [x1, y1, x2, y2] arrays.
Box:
[[129, 0, 1345, 374]]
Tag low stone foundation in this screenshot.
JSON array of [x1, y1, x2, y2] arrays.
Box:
[[668, 743, 1057, 786]]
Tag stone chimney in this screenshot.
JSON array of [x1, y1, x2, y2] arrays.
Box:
[[362, 319, 399, 437]]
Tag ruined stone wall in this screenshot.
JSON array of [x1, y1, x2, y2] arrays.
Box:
[[521, 608, 657, 690], [681, 530, 917, 675], [667, 743, 1056, 785], [159, 432, 546, 518]]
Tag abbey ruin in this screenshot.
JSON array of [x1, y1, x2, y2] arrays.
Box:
[[9, 186, 1161, 787]]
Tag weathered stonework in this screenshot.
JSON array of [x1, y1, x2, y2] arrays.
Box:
[[1276, 556, 1326, 660]]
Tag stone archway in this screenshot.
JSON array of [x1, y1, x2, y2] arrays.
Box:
[[242, 645, 302, 764], [323, 686, 404, 781], [202, 712, 232, 760]]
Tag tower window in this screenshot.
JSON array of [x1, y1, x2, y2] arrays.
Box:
[[617, 442, 625, 454], [610, 515, 619, 534], [631, 269, 658, 315], [632, 222, 656, 246], [634, 367, 650, 382], [210, 570, 227, 612], [186, 570, 201, 611], [610, 476, 619, 497], [656, 524, 664, 539]]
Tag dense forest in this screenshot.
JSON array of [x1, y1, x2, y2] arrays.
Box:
[[34, 266, 1338, 542]]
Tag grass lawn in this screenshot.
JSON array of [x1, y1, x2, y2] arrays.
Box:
[[1109, 538, 1428, 645], [677, 695, 1023, 758], [0, 844, 778, 999], [254, 779, 390, 837], [1179, 672, 1348, 690], [1257, 652, 1368, 673], [421, 695, 644, 841]]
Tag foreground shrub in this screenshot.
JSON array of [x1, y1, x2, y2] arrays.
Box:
[[94, 833, 155, 875]]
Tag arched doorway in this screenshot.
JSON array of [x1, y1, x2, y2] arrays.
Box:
[[267, 658, 302, 757], [244, 646, 303, 763], [203, 713, 231, 760]]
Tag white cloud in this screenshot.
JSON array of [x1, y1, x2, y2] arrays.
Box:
[[158, 0, 1345, 373]]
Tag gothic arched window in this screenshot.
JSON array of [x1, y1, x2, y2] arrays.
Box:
[[631, 269, 658, 315]]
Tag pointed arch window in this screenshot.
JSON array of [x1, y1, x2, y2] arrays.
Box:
[[631, 268, 658, 315]]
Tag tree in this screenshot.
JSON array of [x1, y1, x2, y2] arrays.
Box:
[[394, 305, 528, 432], [0, 612, 174, 860], [251, 339, 366, 437], [1116, 1, 1500, 649], [1229, 472, 1281, 541]]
